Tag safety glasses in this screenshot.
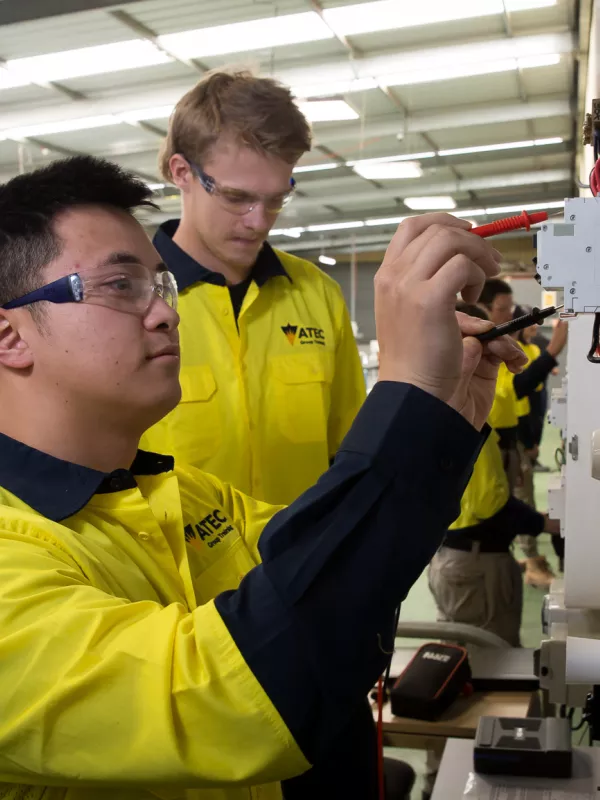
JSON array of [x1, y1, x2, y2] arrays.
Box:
[[2, 262, 178, 315], [188, 159, 296, 216]]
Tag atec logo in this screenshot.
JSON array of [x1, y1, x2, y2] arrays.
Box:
[[281, 323, 326, 346]]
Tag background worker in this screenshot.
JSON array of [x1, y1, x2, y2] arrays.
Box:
[[428, 302, 559, 646], [478, 280, 567, 587], [512, 307, 568, 579], [0, 157, 526, 800], [142, 70, 366, 507]]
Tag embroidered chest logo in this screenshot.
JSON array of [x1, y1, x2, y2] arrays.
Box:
[[184, 509, 234, 550], [281, 323, 326, 346]]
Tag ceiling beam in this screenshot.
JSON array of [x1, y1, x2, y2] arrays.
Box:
[[277, 226, 545, 253], [285, 168, 571, 211], [0, 0, 147, 25], [0, 90, 572, 148], [108, 10, 208, 75]]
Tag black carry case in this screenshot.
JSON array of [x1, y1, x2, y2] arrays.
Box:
[[390, 642, 471, 721]]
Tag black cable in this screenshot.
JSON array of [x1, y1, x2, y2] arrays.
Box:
[[383, 605, 402, 694], [578, 723, 590, 745]]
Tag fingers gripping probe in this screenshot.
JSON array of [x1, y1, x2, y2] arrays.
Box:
[[466, 209, 556, 343]]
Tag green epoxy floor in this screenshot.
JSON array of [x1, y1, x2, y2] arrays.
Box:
[[385, 422, 564, 798]]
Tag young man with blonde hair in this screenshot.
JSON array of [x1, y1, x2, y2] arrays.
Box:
[[142, 70, 366, 508]]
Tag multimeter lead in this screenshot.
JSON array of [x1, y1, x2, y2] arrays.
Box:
[[473, 304, 564, 344]]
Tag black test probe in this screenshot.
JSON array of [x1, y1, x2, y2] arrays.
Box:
[[473, 304, 564, 344]]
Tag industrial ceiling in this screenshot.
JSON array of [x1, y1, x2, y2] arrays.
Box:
[[0, 0, 581, 257]]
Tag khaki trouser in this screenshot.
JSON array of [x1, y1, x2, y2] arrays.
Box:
[[514, 441, 538, 559], [428, 545, 523, 647]]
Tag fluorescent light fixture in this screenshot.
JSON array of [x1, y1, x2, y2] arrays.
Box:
[[347, 152, 436, 167], [307, 221, 365, 232], [146, 182, 166, 191], [0, 66, 29, 90], [158, 12, 332, 60], [292, 77, 378, 99], [274, 199, 565, 238], [353, 162, 423, 180], [7, 40, 170, 84], [484, 200, 565, 214], [278, 228, 305, 238], [299, 100, 359, 122], [119, 105, 175, 123], [2, 115, 121, 139], [404, 196, 456, 210], [518, 53, 561, 68], [293, 163, 341, 173], [319, 255, 337, 266], [365, 216, 406, 226], [323, 0, 556, 37], [381, 54, 560, 88], [439, 137, 563, 157], [272, 228, 302, 237]]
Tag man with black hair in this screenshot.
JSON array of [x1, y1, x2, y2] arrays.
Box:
[[477, 278, 515, 325], [0, 156, 525, 800]]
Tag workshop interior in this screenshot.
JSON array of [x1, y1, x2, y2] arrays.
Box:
[[1, 0, 600, 798]]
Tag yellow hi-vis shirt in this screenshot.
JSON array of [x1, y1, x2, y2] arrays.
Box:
[[449, 431, 510, 529], [0, 449, 308, 800], [488, 362, 519, 431], [515, 342, 543, 418], [142, 229, 366, 506], [514, 340, 541, 419]]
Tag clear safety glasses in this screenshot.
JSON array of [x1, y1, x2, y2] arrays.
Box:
[[189, 160, 296, 216], [2, 262, 178, 315]]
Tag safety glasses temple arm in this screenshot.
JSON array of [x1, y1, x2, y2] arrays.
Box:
[[1, 275, 80, 310]]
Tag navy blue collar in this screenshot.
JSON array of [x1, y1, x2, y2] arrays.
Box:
[[0, 431, 174, 522], [154, 219, 291, 292]]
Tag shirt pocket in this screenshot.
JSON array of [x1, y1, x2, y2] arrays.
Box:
[[191, 536, 258, 605], [170, 365, 222, 463], [269, 352, 334, 444]]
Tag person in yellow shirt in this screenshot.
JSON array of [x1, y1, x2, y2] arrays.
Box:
[[478, 281, 566, 588], [511, 307, 568, 584], [141, 70, 366, 507], [428, 304, 559, 646], [0, 158, 525, 800]]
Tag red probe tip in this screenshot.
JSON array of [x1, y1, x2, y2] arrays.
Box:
[[471, 210, 549, 238]]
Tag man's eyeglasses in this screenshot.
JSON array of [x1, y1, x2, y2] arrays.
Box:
[[1, 263, 178, 315], [187, 159, 296, 216]]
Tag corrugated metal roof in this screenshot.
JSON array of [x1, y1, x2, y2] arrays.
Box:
[[0, 0, 580, 241]]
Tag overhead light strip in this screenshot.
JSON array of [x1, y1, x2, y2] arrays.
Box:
[[0, 0, 559, 91], [271, 200, 565, 237], [293, 137, 564, 174]]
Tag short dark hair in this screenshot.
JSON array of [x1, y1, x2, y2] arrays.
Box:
[[456, 301, 489, 321], [478, 278, 513, 308], [0, 156, 155, 310]]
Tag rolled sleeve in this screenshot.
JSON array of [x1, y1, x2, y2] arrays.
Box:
[[216, 382, 485, 763]]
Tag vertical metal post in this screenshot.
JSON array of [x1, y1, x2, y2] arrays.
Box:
[[350, 236, 357, 327]]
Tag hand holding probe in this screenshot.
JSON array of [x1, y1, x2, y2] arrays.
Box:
[[463, 209, 558, 342]]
